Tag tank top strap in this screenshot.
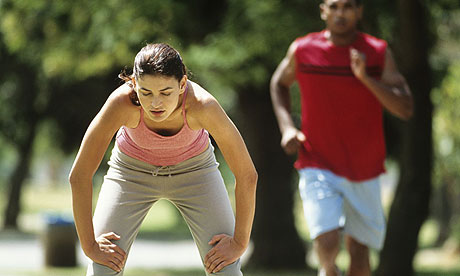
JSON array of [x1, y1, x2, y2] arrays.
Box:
[[181, 83, 189, 126], [139, 107, 145, 124]]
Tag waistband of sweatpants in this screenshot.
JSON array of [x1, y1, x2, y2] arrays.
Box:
[[108, 140, 218, 177]]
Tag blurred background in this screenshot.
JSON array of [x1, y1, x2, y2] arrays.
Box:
[[0, 0, 459, 275]]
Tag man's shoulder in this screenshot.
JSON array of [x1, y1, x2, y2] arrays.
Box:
[[296, 31, 324, 44], [295, 31, 326, 52], [358, 32, 387, 50]]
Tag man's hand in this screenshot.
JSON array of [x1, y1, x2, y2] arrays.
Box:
[[350, 48, 367, 81], [86, 232, 127, 273], [204, 234, 246, 274], [281, 127, 306, 155]]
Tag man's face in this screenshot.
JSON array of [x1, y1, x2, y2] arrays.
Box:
[[320, 0, 362, 35]]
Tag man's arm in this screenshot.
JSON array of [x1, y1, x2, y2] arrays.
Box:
[[350, 47, 414, 120], [270, 41, 306, 155]]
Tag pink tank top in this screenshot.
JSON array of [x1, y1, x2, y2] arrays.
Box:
[[116, 88, 210, 166]]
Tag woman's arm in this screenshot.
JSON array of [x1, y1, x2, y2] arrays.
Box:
[[193, 93, 258, 274], [68, 84, 135, 272]]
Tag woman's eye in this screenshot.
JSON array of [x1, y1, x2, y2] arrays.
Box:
[[141, 93, 151, 96], [162, 93, 172, 96]]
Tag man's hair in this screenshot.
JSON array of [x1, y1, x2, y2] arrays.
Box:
[[323, 0, 362, 5]]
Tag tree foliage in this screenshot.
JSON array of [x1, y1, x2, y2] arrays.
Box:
[[432, 62, 460, 245], [0, 0, 227, 227], [0, 0, 459, 271]]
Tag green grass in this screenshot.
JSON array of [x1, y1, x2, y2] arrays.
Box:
[[0, 267, 320, 276], [1, 159, 460, 275], [3, 267, 460, 276]]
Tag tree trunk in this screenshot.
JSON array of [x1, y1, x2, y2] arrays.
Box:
[[434, 179, 453, 246], [376, 0, 433, 275], [3, 119, 38, 229], [236, 87, 307, 270]]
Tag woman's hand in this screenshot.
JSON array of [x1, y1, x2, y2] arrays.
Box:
[[204, 234, 246, 274], [86, 232, 127, 273]]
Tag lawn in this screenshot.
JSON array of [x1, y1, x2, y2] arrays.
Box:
[[1, 155, 460, 276], [3, 267, 460, 276]]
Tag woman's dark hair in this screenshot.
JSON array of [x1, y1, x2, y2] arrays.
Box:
[[119, 43, 187, 106]]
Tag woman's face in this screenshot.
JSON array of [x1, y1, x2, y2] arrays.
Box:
[[134, 74, 187, 122]]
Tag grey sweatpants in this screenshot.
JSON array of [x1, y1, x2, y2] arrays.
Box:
[[87, 143, 242, 276]]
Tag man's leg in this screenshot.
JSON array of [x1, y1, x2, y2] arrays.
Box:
[[340, 176, 386, 276], [345, 235, 370, 276], [298, 168, 345, 276], [315, 229, 341, 276]]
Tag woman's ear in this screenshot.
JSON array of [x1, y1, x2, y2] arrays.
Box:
[[179, 75, 188, 93], [131, 77, 137, 89]]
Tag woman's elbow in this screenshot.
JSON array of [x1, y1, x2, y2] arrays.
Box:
[[68, 169, 88, 188], [68, 172, 81, 190], [247, 169, 258, 190]]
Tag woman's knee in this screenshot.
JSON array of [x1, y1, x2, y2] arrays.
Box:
[[87, 261, 122, 276], [208, 259, 243, 276]]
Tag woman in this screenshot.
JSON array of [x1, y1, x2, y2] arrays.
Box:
[[69, 43, 257, 276]]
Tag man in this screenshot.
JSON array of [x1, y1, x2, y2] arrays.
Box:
[[270, 0, 413, 275]]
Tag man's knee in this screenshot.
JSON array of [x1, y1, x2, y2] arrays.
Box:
[[315, 229, 341, 255], [346, 236, 370, 272], [346, 236, 369, 259]]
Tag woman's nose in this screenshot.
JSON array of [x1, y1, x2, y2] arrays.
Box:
[[151, 97, 162, 108]]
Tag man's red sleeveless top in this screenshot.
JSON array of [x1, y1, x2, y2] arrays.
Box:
[[294, 31, 387, 181]]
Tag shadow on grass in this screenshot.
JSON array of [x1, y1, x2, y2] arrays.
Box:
[[416, 271, 460, 276], [1, 267, 317, 276], [3, 267, 460, 276], [137, 228, 193, 241], [0, 229, 37, 241]]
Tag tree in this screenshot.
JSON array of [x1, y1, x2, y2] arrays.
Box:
[[432, 62, 460, 249], [185, 0, 324, 269], [0, 0, 227, 229], [0, 40, 41, 228], [428, 2, 460, 247], [376, 0, 434, 275]]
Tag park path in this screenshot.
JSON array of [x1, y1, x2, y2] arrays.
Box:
[[0, 234, 252, 272]]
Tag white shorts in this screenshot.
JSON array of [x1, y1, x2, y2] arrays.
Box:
[[298, 168, 386, 250]]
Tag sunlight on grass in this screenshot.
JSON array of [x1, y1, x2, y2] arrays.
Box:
[[418, 219, 440, 248], [139, 199, 189, 234], [4, 267, 459, 276], [2, 156, 460, 276], [0, 267, 318, 276]]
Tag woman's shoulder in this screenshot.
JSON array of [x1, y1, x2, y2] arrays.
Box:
[[187, 81, 219, 109], [107, 83, 133, 103], [185, 81, 222, 129], [104, 83, 140, 127]]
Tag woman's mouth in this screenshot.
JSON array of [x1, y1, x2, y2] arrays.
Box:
[[150, 110, 165, 116]]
